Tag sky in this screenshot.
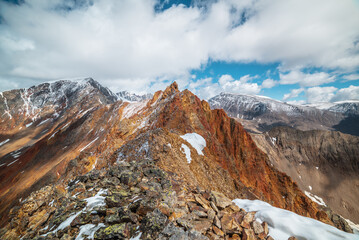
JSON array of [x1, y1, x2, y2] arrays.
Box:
[[0, 0, 359, 104]]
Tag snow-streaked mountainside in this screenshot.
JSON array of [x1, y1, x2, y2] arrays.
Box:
[[208, 92, 359, 135], [116, 90, 153, 102], [209, 92, 320, 118], [306, 100, 359, 115]]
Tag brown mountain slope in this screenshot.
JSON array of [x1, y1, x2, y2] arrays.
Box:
[[251, 126, 359, 224], [114, 83, 332, 224]]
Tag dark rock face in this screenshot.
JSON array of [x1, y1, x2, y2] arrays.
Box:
[[255, 126, 359, 224]]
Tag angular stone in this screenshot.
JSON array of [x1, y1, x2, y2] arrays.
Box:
[[188, 229, 210, 240], [192, 210, 208, 218], [210, 201, 219, 213], [221, 213, 242, 234], [94, 223, 128, 239], [188, 202, 206, 213], [105, 214, 122, 224], [212, 225, 224, 237], [195, 194, 210, 210], [262, 222, 269, 235], [214, 215, 221, 229], [242, 228, 256, 240], [141, 209, 168, 239], [105, 195, 123, 208], [207, 209, 216, 221], [241, 212, 255, 229], [177, 217, 194, 230], [231, 234, 241, 240], [211, 191, 232, 210], [193, 219, 212, 234], [252, 221, 264, 235]]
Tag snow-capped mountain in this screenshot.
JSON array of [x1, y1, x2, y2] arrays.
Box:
[[208, 92, 347, 134], [306, 101, 359, 116], [116, 90, 153, 102]]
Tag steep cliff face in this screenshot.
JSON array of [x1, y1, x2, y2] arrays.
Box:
[[0, 80, 344, 238], [251, 127, 359, 223]]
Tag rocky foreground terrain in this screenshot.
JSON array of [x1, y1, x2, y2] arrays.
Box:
[[1, 159, 273, 240], [0, 79, 357, 239]]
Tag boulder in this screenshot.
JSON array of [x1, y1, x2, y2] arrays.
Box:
[[211, 191, 232, 210]]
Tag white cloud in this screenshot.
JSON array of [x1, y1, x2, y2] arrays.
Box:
[[283, 88, 304, 101], [331, 85, 359, 102], [343, 74, 359, 82], [188, 74, 261, 99], [0, 0, 358, 95], [279, 70, 335, 87], [306, 86, 337, 103], [261, 78, 277, 88]]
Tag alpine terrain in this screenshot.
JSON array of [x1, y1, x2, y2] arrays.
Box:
[[0, 79, 357, 240], [209, 92, 359, 234]]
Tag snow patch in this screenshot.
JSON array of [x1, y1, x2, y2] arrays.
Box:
[[180, 133, 206, 155], [0, 139, 10, 147], [121, 100, 148, 119], [309, 185, 312, 191], [76, 223, 105, 240], [7, 159, 19, 166], [80, 137, 99, 152], [0, 92, 13, 119], [38, 118, 51, 126], [130, 232, 142, 240], [26, 122, 33, 128], [304, 191, 326, 206], [181, 144, 191, 163], [233, 199, 358, 240], [84, 189, 107, 210], [270, 137, 276, 145]]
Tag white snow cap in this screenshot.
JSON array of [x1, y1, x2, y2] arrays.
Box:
[[180, 133, 206, 155], [233, 199, 358, 240]]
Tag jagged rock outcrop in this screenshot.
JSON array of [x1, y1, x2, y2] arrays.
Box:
[[251, 126, 359, 225]]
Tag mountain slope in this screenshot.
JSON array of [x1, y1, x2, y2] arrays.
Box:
[[251, 127, 359, 223]]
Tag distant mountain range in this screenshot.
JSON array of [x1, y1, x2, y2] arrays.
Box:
[[208, 92, 359, 136]]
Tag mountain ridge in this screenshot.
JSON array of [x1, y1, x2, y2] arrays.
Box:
[[0, 79, 355, 239]]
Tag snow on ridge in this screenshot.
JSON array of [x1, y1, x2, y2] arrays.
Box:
[[180, 133, 206, 156], [121, 100, 149, 119], [233, 199, 358, 240], [181, 144, 191, 163], [304, 191, 326, 206]]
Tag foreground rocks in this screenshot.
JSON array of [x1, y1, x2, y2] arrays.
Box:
[[0, 159, 272, 240]]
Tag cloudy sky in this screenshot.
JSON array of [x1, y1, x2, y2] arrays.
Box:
[[0, 0, 359, 103]]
